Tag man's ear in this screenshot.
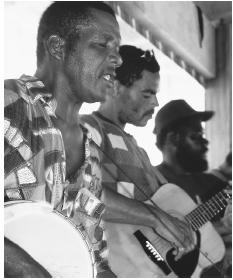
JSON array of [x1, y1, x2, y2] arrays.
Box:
[[46, 35, 65, 61]]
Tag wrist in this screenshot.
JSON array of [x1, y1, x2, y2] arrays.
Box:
[[143, 203, 167, 229]]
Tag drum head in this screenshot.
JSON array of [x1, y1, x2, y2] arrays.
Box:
[[5, 201, 95, 277]]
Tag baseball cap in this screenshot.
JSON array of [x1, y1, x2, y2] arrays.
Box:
[[153, 99, 214, 135]]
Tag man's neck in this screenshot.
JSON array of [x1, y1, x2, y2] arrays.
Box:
[[162, 154, 189, 175], [98, 102, 126, 130], [35, 68, 82, 126]]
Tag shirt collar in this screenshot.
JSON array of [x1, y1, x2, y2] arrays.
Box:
[[20, 74, 52, 102]]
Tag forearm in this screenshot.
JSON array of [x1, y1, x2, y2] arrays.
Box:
[[4, 237, 51, 278], [102, 187, 167, 229], [102, 187, 196, 257]]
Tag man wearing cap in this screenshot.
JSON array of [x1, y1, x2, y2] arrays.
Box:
[[153, 99, 231, 277], [153, 99, 227, 202]]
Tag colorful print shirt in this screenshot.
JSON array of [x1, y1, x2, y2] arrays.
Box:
[[4, 75, 109, 276]]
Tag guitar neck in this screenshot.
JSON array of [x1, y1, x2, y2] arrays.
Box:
[[185, 189, 230, 231]]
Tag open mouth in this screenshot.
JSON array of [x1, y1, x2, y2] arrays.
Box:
[[103, 74, 115, 86]]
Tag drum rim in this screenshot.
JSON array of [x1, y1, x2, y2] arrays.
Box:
[[4, 200, 97, 277]]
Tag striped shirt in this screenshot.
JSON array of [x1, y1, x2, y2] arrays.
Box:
[[4, 75, 109, 275]]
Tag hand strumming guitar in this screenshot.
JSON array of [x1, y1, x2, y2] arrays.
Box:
[[150, 207, 196, 260], [103, 187, 196, 260]]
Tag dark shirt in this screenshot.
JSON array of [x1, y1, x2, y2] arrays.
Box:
[[155, 162, 227, 204]]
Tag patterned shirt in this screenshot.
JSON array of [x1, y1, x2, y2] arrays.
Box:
[[81, 112, 163, 278], [81, 112, 159, 200], [4, 75, 109, 276]]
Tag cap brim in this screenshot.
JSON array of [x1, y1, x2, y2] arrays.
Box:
[[194, 111, 215, 121], [153, 110, 214, 135]]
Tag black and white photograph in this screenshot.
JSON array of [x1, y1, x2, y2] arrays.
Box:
[[4, 1, 232, 278]]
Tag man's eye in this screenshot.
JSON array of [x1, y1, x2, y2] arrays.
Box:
[[98, 43, 107, 48]]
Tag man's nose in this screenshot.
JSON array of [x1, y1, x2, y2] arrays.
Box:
[[151, 95, 159, 107], [109, 49, 122, 68]]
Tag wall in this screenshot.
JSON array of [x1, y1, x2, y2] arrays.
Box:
[[108, 1, 216, 79], [206, 22, 232, 168], [108, 1, 231, 169]]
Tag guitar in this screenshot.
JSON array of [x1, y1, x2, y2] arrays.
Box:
[[105, 183, 231, 278]]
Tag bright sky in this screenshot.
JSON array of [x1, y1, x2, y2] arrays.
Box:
[[4, 1, 205, 166]]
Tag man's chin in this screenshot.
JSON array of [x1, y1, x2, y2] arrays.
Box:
[[185, 160, 208, 172], [85, 92, 106, 103], [178, 152, 208, 172], [132, 120, 148, 127], [136, 116, 152, 127]]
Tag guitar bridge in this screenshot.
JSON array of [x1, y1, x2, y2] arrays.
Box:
[[134, 230, 171, 275], [146, 241, 164, 261]]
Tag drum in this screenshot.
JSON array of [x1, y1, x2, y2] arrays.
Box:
[[4, 200, 96, 277]]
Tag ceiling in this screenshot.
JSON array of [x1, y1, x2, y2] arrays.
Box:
[[194, 1, 232, 25]]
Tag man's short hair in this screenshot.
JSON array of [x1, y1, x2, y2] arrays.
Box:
[[116, 45, 160, 87], [37, 1, 116, 66]]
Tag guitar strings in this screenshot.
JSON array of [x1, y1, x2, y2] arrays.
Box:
[[91, 139, 228, 277]]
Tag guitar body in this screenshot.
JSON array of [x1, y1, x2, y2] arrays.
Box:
[[150, 183, 226, 277], [106, 183, 225, 278]]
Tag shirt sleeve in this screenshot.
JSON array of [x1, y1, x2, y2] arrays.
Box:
[[81, 114, 119, 190], [80, 114, 104, 148], [4, 80, 38, 198]]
